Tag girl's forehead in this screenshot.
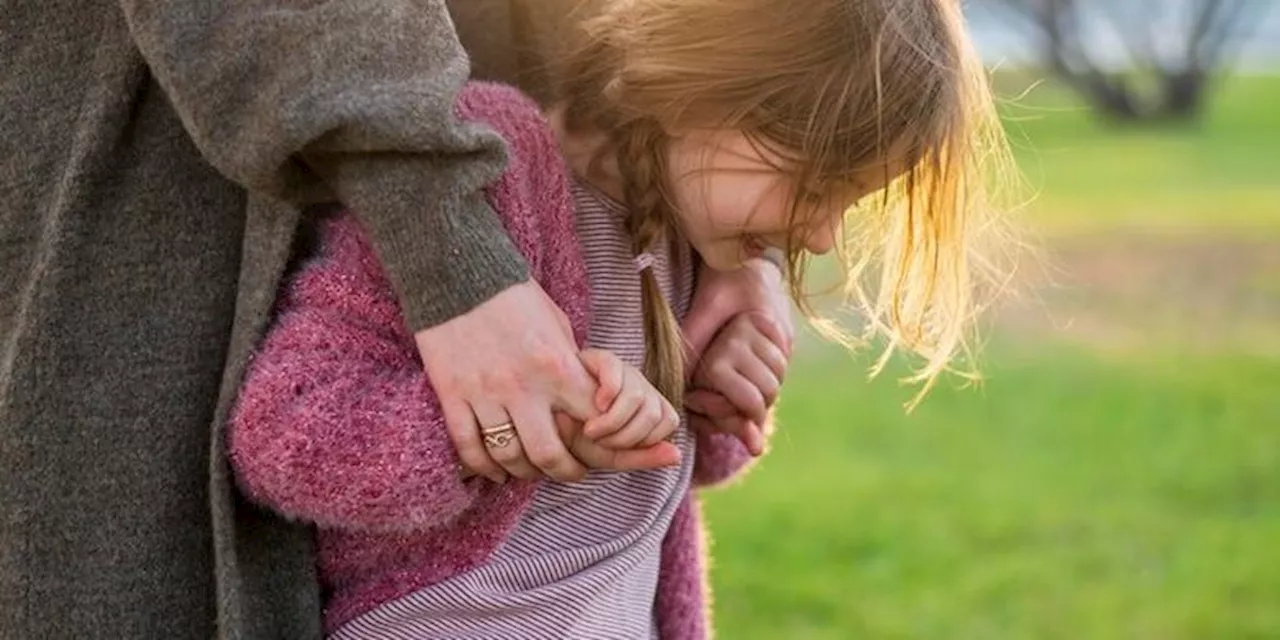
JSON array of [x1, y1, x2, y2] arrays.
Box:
[[682, 129, 914, 199], [682, 131, 796, 173]]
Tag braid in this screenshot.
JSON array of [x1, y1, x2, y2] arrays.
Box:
[[615, 122, 687, 404], [555, 9, 687, 403]]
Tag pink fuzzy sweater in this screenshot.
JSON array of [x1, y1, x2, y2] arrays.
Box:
[[227, 82, 760, 638]]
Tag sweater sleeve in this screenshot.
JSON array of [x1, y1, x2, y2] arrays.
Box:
[[227, 214, 517, 533], [228, 81, 588, 534], [118, 0, 526, 330], [692, 411, 775, 488]]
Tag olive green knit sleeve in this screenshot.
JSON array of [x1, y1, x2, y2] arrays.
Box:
[[120, 0, 528, 328]]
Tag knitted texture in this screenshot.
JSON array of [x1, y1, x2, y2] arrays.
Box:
[[229, 82, 761, 637]]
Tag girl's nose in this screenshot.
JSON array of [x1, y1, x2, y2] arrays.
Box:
[[804, 220, 838, 255]]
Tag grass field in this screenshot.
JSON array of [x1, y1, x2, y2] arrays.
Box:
[[702, 73, 1280, 639], [999, 74, 1280, 234]]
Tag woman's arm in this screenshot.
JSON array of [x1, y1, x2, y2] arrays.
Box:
[[119, 0, 525, 329], [228, 214, 520, 533]]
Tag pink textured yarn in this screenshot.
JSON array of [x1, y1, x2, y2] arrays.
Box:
[[227, 82, 765, 638]]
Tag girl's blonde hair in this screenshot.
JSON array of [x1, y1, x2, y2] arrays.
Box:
[[554, 0, 1016, 405]]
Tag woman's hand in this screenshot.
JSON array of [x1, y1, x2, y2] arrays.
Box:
[[416, 279, 601, 484]]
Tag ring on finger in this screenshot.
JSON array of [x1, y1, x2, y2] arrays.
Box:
[[481, 421, 518, 449]]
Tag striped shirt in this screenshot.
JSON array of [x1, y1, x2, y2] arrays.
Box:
[[331, 179, 697, 639]]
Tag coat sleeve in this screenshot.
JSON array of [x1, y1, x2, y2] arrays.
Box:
[[119, 0, 527, 330]]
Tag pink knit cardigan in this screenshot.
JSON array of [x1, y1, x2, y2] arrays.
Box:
[[227, 82, 760, 638]]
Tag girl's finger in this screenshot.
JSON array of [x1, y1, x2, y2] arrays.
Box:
[[640, 398, 681, 446], [580, 349, 624, 412], [684, 389, 738, 418], [695, 414, 765, 457], [734, 353, 782, 411], [708, 364, 768, 426], [739, 420, 767, 457], [744, 312, 788, 352], [750, 331, 790, 383], [584, 368, 643, 439], [599, 393, 665, 449]]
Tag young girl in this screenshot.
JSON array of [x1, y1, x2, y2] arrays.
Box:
[[229, 0, 1012, 637]]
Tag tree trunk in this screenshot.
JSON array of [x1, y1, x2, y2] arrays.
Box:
[[994, 0, 1262, 126], [1160, 70, 1209, 121], [1082, 75, 1144, 122]]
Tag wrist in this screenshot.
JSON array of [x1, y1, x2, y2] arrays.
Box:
[[747, 249, 785, 284], [759, 247, 786, 272]]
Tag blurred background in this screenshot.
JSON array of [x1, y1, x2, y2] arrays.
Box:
[[703, 1, 1280, 638]]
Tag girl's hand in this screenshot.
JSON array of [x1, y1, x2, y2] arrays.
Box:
[[456, 348, 682, 483], [683, 255, 794, 364], [580, 349, 681, 449], [686, 312, 788, 456]]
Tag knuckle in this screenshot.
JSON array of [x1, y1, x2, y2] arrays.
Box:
[[489, 445, 522, 465], [767, 348, 788, 371], [761, 381, 781, 404], [530, 347, 570, 377], [709, 361, 735, 381], [460, 449, 490, 470], [640, 402, 662, 426], [709, 286, 734, 312], [478, 368, 520, 397], [511, 465, 541, 480], [659, 398, 677, 420], [524, 443, 563, 471]]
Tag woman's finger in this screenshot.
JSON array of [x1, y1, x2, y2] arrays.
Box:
[[471, 401, 540, 481], [506, 397, 588, 482], [441, 398, 507, 484]]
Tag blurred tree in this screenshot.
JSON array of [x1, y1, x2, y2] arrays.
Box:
[[992, 0, 1270, 121]]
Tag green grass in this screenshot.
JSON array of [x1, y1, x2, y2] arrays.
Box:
[[703, 348, 1280, 639], [697, 74, 1280, 638], [995, 74, 1280, 234]]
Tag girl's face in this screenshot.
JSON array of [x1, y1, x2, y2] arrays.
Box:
[[665, 131, 899, 271]]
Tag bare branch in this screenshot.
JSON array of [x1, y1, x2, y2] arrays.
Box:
[[1095, 0, 1164, 73], [1197, 0, 1264, 71], [1186, 0, 1233, 69]]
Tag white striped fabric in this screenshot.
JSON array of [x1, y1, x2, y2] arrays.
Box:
[[330, 179, 697, 639]]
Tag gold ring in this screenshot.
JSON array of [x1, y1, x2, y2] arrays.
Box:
[[481, 422, 517, 448]]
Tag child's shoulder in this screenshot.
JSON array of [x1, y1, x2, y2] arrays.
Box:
[[455, 81, 556, 149]]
